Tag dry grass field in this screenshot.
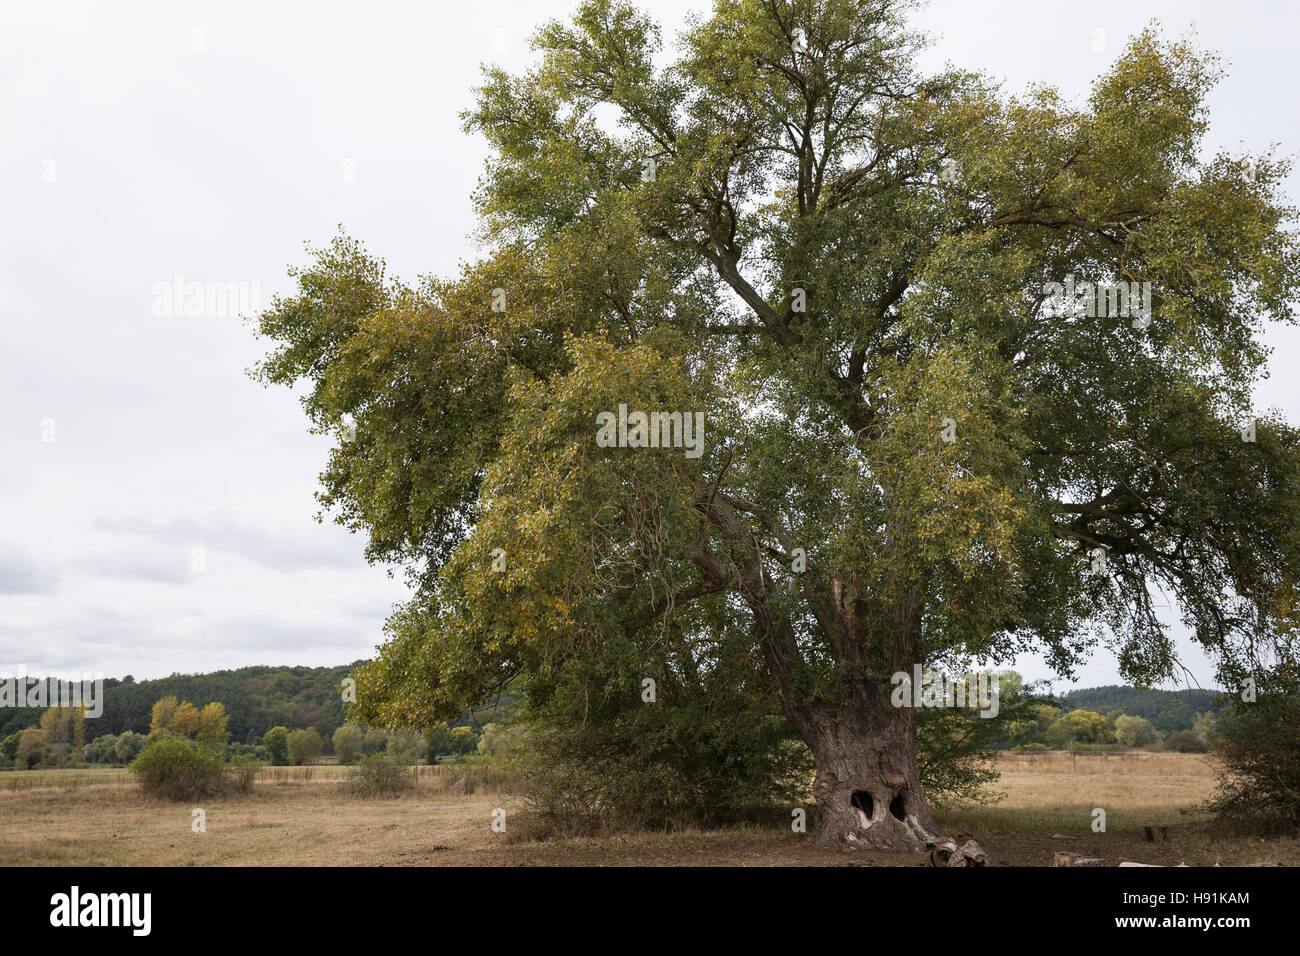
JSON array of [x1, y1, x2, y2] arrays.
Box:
[[0, 753, 1294, 866]]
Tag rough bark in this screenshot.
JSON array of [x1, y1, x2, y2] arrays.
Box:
[[804, 688, 943, 850]]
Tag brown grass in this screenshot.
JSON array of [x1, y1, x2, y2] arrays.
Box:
[[0, 753, 1293, 866]]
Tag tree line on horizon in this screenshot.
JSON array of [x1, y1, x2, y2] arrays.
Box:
[[0, 662, 1229, 772]]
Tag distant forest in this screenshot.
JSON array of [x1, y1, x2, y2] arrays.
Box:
[[0, 665, 1225, 742], [1059, 684, 1228, 735], [0, 664, 360, 740]]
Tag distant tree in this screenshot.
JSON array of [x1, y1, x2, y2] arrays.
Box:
[[263, 726, 290, 766], [1, 731, 21, 761], [1154, 701, 1193, 736], [1192, 710, 1218, 743], [448, 726, 478, 755], [16, 728, 47, 769], [39, 706, 86, 752], [362, 728, 387, 756], [195, 702, 230, 754], [1114, 714, 1158, 747], [169, 701, 202, 737], [1008, 704, 1061, 749], [385, 727, 421, 764], [286, 728, 322, 766], [226, 742, 270, 761], [476, 723, 502, 756], [332, 724, 364, 765], [115, 731, 146, 764], [1164, 729, 1207, 753], [149, 696, 180, 739], [1046, 709, 1114, 746], [422, 722, 452, 760], [87, 734, 119, 764], [1105, 709, 1125, 728]]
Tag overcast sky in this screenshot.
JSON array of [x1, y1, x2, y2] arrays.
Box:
[[1, 0, 1296, 692]]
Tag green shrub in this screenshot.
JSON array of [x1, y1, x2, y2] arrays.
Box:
[[1163, 729, 1206, 753], [227, 742, 269, 761], [263, 726, 289, 765], [86, 734, 119, 764], [1204, 687, 1300, 834], [350, 754, 413, 798], [1114, 714, 1158, 747], [16, 728, 47, 769], [332, 724, 364, 765], [385, 727, 421, 764], [129, 738, 234, 801], [286, 728, 322, 766], [115, 731, 146, 764]]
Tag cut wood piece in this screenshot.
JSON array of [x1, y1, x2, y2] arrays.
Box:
[[930, 839, 957, 867], [1120, 861, 1187, 867], [929, 837, 988, 867], [953, 839, 989, 867], [1052, 852, 1108, 867]]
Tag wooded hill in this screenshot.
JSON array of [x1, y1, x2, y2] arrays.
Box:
[[0, 664, 356, 741], [1060, 685, 1228, 735]]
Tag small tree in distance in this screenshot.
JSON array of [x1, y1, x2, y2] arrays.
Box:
[[333, 724, 364, 765], [263, 726, 290, 766], [1114, 714, 1158, 747], [287, 728, 323, 766]]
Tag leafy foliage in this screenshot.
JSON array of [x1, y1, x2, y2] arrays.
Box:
[[1204, 668, 1300, 832], [263, 726, 290, 766], [129, 738, 236, 801], [333, 724, 364, 765], [287, 728, 323, 765]]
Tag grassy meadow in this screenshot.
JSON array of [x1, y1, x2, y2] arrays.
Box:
[[0, 753, 1294, 866]]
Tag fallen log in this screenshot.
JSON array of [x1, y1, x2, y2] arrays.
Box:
[[929, 838, 988, 867]]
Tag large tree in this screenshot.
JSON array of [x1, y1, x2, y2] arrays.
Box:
[[254, 0, 1300, 849]]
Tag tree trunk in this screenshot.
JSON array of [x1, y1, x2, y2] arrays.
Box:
[[805, 687, 943, 850]]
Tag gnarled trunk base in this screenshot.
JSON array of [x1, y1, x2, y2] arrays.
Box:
[[806, 692, 944, 852]]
